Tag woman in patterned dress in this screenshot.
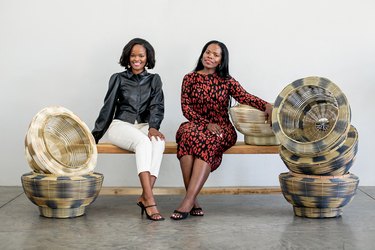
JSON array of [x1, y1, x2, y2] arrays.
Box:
[[170, 40, 273, 220]]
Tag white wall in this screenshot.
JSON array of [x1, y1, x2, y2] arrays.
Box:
[[1, 0, 374, 186]]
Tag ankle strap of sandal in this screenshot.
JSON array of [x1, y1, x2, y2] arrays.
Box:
[[144, 204, 157, 209]]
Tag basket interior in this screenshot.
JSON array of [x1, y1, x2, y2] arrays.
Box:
[[279, 85, 339, 143], [43, 115, 92, 168]]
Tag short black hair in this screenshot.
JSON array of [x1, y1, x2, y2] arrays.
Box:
[[194, 40, 230, 78], [119, 38, 156, 69]]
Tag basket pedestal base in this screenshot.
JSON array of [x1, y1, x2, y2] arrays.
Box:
[[293, 206, 343, 218], [244, 135, 279, 146], [39, 206, 86, 218]]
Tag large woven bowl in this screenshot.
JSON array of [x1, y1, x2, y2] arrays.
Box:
[[272, 77, 351, 156], [230, 104, 269, 124], [279, 172, 359, 218], [280, 125, 358, 175], [229, 104, 279, 145], [25, 106, 97, 176], [244, 135, 280, 146], [21, 172, 103, 218]]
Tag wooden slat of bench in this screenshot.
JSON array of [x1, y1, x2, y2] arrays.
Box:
[[97, 142, 279, 154]]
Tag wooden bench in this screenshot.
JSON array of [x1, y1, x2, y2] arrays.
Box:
[[97, 142, 281, 195], [97, 142, 280, 154]]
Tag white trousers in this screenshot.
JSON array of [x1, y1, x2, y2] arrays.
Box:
[[107, 119, 165, 177]]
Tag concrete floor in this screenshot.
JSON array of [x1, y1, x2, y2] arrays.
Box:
[[0, 187, 374, 250]]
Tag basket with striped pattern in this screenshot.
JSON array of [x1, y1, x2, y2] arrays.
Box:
[[21, 172, 103, 218]]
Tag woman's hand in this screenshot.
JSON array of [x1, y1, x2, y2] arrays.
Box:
[[148, 128, 165, 140], [265, 103, 273, 125], [207, 123, 223, 137]]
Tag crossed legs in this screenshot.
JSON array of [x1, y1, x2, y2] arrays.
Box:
[[171, 155, 211, 219], [136, 136, 165, 220], [108, 120, 165, 220], [138, 172, 163, 220]]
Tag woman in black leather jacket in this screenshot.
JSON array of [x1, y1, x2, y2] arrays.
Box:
[[92, 38, 165, 221]]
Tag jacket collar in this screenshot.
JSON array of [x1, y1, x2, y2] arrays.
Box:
[[124, 69, 149, 79]]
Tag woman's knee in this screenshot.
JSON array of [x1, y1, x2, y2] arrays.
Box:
[[151, 136, 165, 149], [135, 136, 152, 151]]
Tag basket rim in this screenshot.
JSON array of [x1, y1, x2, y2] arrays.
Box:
[[272, 76, 351, 155], [25, 106, 97, 176], [276, 84, 344, 144], [280, 125, 358, 164], [281, 171, 357, 180]]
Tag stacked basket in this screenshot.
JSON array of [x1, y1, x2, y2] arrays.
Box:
[[22, 106, 103, 218], [229, 104, 279, 146], [272, 77, 359, 218]]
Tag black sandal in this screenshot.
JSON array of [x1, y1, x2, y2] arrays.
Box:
[[190, 207, 204, 216], [137, 202, 165, 221], [170, 210, 189, 220]]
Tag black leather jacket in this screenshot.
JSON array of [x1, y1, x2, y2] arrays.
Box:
[[92, 70, 164, 143]]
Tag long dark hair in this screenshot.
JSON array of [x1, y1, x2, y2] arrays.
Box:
[[119, 38, 156, 69], [194, 40, 230, 78]]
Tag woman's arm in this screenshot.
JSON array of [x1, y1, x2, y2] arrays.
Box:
[[229, 77, 269, 111], [229, 78, 272, 123], [91, 73, 120, 143], [148, 74, 165, 131]]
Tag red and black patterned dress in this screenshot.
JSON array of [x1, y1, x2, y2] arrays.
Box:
[[176, 72, 269, 171]]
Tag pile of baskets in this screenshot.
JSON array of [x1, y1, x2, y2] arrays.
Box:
[[272, 77, 359, 218], [22, 106, 103, 218], [229, 104, 279, 145]]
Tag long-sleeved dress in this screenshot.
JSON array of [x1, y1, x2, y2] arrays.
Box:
[[176, 72, 269, 171]]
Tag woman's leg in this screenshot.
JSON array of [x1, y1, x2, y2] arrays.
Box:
[[138, 172, 163, 220], [180, 155, 194, 188], [149, 136, 165, 178], [138, 136, 164, 219], [108, 120, 163, 219], [133, 127, 165, 219], [180, 155, 203, 210], [171, 158, 211, 219], [138, 124, 165, 201]]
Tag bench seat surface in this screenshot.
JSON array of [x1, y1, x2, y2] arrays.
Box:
[[97, 142, 279, 154]]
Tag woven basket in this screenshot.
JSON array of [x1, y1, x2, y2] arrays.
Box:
[[293, 207, 344, 219], [21, 172, 103, 218], [280, 125, 358, 175], [279, 172, 359, 218], [244, 135, 280, 145], [229, 104, 279, 145], [235, 123, 275, 137], [25, 106, 97, 176], [272, 77, 351, 156], [229, 103, 268, 124]]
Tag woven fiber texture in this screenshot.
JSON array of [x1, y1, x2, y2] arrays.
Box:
[[272, 77, 351, 156], [25, 106, 97, 176], [280, 125, 358, 175], [244, 135, 279, 145], [229, 104, 279, 145], [21, 172, 104, 218], [279, 172, 359, 218], [293, 207, 344, 219]]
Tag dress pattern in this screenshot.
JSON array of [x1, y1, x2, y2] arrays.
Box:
[[176, 72, 269, 171]]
